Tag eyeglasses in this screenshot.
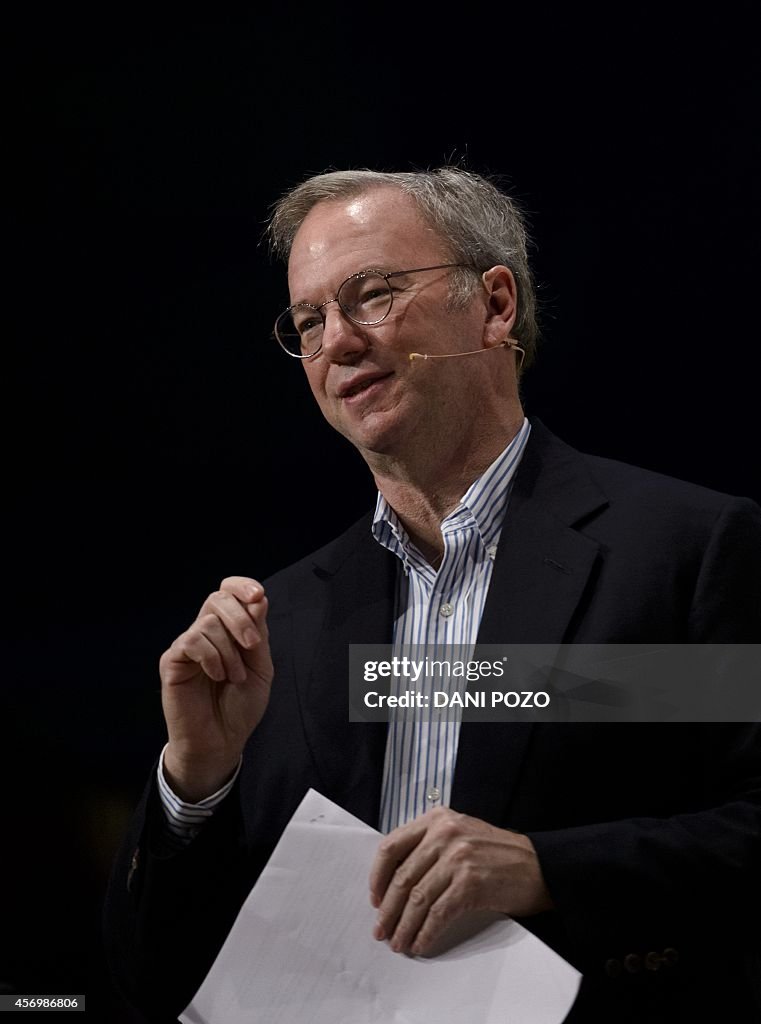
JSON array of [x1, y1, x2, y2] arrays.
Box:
[[274, 263, 469, 359]]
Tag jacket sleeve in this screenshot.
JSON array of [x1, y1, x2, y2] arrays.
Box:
[[103, 771, 266, 1024]]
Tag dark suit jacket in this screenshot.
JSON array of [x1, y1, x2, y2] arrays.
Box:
[[104, 420, 761, 1023]]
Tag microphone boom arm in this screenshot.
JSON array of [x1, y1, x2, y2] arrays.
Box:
[[409, 339, 525, 369]]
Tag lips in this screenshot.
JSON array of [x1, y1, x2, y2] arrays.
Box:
[[337, 371, 393, 400]]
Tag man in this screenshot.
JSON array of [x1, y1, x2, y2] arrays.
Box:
[[105, 168, 761, 1023]]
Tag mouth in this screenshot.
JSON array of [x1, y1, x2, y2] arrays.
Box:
[[338, 372, 393, 401]]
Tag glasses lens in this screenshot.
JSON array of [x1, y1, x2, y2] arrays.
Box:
[[275, 305, 324, 357], [338, 272, 392, 325]]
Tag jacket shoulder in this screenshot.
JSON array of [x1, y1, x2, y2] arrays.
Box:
[[527, 418, 760, 529], [262, 511, 375, 598], [584, 449, 755, 508]]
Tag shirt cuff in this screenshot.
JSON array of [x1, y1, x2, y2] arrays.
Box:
[[156, 743, 242, 849]]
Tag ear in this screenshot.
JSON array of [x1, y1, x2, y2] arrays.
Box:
[[480, 266, 518, 349]]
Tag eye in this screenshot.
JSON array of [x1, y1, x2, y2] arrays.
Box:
[[292, 309, 323, 336], [338, 273, 393, 321]]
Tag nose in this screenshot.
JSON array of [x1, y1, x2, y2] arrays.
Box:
[[318, 302, 371, 363]]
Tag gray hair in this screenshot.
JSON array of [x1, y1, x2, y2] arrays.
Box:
[[267, 167, 539, 368]]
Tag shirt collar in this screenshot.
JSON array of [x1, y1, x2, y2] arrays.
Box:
[[372, 417, 531, 564]]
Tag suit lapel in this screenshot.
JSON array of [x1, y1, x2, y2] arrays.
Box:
[[290, 517, 395, 828], [452, 420, 609, 824]]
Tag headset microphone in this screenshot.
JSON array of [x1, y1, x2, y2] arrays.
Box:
[[409, 339, 526, 369]]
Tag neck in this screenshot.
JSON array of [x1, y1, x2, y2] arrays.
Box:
[[369, 412, 524, 563]]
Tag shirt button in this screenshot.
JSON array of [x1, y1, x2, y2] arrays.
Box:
[[427, 786, 441, 802], [439, 602, 454, 618]]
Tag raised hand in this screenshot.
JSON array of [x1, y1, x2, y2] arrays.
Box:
[[160, 576, 274, 802]]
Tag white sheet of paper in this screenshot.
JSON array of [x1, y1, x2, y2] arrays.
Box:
[[180, 789, 581, 1024]]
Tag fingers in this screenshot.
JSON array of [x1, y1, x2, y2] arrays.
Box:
[[371, 809, 458, 953], [161, 577, 269, 686], [369, 819, 426, 908], [373, 844, 444, 950], [191, 615, 250, 684], [201, 578, 266, 650], [219, 576, 264, 604], [386, 869, 452, 956], [369, 809, 551, 957]]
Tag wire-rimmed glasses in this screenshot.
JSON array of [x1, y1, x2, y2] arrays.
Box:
[[274, 263, 469, 358]]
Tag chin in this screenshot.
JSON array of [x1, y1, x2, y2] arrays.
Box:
[[334, 410, 407, 456], [341, 424, 409, 459], [346, 433, 399, 458]]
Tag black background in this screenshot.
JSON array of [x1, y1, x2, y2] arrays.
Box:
[[6, 6, 760, 1020]]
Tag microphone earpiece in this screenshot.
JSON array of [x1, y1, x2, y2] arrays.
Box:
[[409, 339, 526, 369]]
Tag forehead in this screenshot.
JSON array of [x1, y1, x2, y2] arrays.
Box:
[[287, 188, 448, 299]]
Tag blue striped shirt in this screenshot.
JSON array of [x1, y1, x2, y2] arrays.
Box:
[[159, 419, 530, 840], [373, 418, 530, 831]]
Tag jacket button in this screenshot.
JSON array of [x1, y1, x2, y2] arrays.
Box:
[[604, 959, 622, 978], [645, 951, 664, 971], [624, 953, 642, 974]]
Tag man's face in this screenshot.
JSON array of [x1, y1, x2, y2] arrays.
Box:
[[286, 188, 491, 461]]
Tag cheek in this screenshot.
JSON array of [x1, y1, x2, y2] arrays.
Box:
[[302, 362, 325, 395], [302, 364, 335, 416]]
